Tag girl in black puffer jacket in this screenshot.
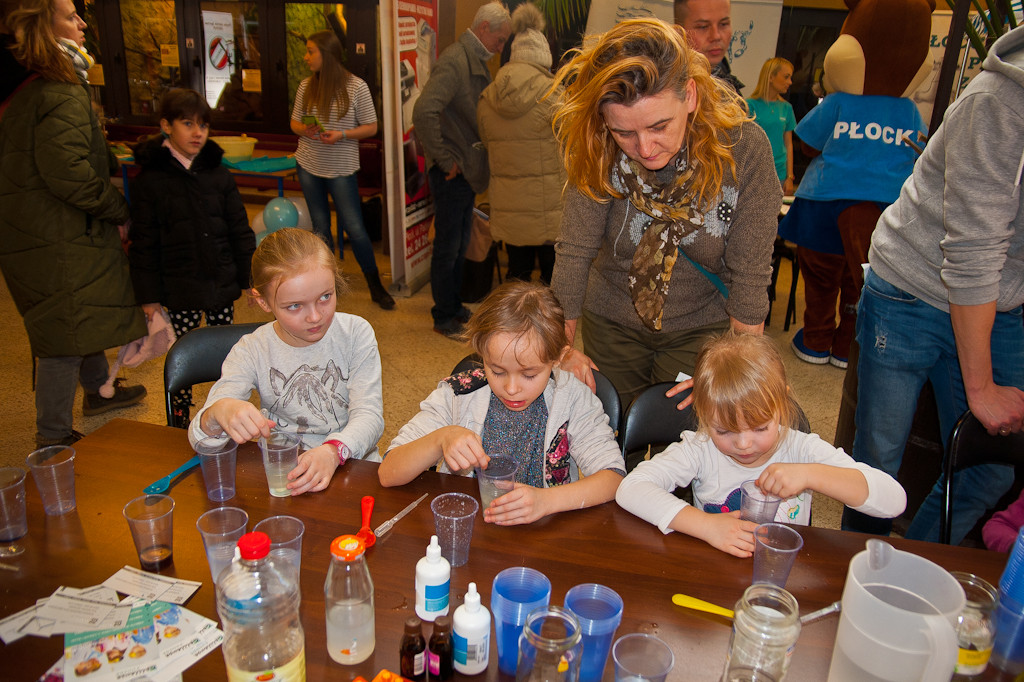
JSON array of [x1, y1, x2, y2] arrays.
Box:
[[129, 88, 255, 425]]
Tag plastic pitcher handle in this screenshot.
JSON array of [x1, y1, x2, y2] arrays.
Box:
[[919, 615, 958, 681]]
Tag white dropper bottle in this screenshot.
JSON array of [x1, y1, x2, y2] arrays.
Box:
[[452, 581, 490, 675], [415, 534, 450, 621]]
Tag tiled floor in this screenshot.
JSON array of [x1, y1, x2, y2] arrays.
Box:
[[0, 205, 848, 528]]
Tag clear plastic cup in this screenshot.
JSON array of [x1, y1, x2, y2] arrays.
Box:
[[196, 507, 248, 584], [25, 445, 76, 515], [194, 437, 237, 502]]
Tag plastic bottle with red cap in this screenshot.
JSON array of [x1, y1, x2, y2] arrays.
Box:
[[325, 534, 375, 664], [216, 531, 306, 681]]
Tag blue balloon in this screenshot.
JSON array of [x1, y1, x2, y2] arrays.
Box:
[[263, 197, 299, 232]]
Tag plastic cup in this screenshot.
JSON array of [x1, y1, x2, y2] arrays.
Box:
[[752, 523, 804, 588], [0, 468, 28, 542], [122, 494, 174, 571], [565, 583, 624, 682], [491, 566, 552, 674], [196, 507, 248, 585], [1001, 527, 1024, 603], [253, 515, 304, 584], [740, 480, 781, 524], [992, 591, 1024, 674], [194, 437, 237, 502], [430, 492, 478, 567], [612, 633, 675, 681], [260, 432, 300, 497], [475, 456, 518, 511], [25, 445, 76, 515]]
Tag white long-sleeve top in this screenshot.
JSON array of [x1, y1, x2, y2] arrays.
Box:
[[189, 313, 384, 460], [616, 428, 906, 533]]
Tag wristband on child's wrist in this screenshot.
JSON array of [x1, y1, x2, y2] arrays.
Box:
[[324, 439, 347, 465]]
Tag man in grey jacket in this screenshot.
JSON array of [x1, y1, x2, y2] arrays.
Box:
[[412, 2, 511, 338], [842, 26, 1024, 544]]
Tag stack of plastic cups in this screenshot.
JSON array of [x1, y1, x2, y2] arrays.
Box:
[[992, 527, 1024, 673]]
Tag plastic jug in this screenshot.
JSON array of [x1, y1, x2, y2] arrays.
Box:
[[827, 539, 965, 682]]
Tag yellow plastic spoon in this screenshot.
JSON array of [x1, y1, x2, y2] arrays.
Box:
[[671, 593, 735, 619]]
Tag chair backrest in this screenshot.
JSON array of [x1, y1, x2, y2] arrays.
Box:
[[940, 410, 1024, 544], [593, 370, 621, 437], [620, 382, 694, 472], [450, 355, 622, 437], [451, 353, 483, 376], [164, 322, 264, 428]]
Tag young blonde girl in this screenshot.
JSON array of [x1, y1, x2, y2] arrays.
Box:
[[746, 58, 797, 195], [616, 332, 905, 557], [379, 281, 624, 525], [189, 228, 384, 495]]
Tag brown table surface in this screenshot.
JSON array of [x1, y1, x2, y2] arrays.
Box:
[[0, 419, 1012, 681]]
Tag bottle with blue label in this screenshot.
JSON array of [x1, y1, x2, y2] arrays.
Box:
[[415, 535, 450, 621], [453, 582, 489, 675]]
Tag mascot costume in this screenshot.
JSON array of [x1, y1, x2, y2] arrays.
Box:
[[779, 0, 934, 369]]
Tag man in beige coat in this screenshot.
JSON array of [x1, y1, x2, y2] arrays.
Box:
[[477, 4, 565, 284]]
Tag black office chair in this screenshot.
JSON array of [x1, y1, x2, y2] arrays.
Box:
[[939, 410, 1024, 544], [164, 322, 264, 428], [766, 236, 799, 331], [449, 354, 621, 436], [620, 382, 693, 473]]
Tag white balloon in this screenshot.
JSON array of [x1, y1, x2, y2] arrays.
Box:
[[290, 196, 313, 230], [251, 210, 266, 235]]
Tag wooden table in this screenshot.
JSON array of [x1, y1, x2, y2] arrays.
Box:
[[0, 419, 1011, 681]]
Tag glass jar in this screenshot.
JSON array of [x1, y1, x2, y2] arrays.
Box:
[[722, 584, 801, 682], [952, 572, 998, 678], [516, 605, 583, 682]]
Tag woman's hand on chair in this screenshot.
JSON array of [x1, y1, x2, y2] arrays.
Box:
[[665, 378, 694, 410], [559, 348, 598, 392]]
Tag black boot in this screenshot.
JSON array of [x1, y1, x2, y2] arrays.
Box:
[[366, 270, 396, 310]]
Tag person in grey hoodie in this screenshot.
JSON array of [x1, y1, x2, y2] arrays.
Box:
[[842, 26, 1024, 544], [412, 1, 511, 338]]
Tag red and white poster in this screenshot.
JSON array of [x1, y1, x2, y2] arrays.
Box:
[[202, 11, 234, 107], [381, 0, 438, 296]]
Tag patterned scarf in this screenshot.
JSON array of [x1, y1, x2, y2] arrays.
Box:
[[621, 150, 703, 331], [58, 38, 95, 83]]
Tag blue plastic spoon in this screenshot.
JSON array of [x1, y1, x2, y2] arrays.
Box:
[[143, 455, 200, 494]]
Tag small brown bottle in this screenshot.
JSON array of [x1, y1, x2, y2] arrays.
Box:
[[428, 615, 454, 681], [400, 616, 427, 682]]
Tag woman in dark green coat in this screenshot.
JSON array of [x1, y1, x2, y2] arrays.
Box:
[[0, 0, 147, 447]]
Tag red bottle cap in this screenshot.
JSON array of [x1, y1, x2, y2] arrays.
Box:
[[330, 534, 365, 561], [237, 532, 271, 560]]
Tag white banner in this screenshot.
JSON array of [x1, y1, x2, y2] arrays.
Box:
[[202, 11, 234, 106]]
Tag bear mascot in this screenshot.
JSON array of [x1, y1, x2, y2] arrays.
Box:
[[778, 0, 935, 369]]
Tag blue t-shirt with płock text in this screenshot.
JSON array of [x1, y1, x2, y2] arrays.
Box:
[[793, 92, 926, 203], [746, 98, 796, 183]]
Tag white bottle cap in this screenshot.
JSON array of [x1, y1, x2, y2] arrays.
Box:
[[426, 534, 441, 562], [464, 582, 480, 612]]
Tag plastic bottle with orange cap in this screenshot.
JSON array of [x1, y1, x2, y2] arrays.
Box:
[[325, 534, 376, 664]]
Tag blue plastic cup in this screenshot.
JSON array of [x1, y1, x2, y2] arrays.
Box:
[[491, 567, 551, 674], [992, 591, 1024, 674], [1001, 527, 1024, 603], [565, 583, 624, 682]]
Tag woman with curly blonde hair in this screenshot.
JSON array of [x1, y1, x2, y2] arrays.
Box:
[[549, 18, 780, 407]]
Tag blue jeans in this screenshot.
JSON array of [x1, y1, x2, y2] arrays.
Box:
[[842, 269, 1024, 543], [296, 164, 378, 275], [427, 165, 475, 324]]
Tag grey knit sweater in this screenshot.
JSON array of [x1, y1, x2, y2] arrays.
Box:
[[551, 120, 781, 332]]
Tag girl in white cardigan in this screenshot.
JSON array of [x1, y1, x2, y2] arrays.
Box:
[[616, 332, 906, 557], [380, 281, 624, 525]]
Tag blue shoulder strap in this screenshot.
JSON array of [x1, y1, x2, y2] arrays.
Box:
[[678, 246, 729, 298]]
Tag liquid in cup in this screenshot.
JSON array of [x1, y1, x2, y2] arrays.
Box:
[[261, 433, 300, 497], [475, 456, 518, 510]]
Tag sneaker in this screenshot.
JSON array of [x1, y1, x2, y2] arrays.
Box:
[[829, 354, 849, 369], [791, 329, 830, 365], [82, 379, 147, 416], [36, 430, 85, 448], [433, 319, 465, 340]]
